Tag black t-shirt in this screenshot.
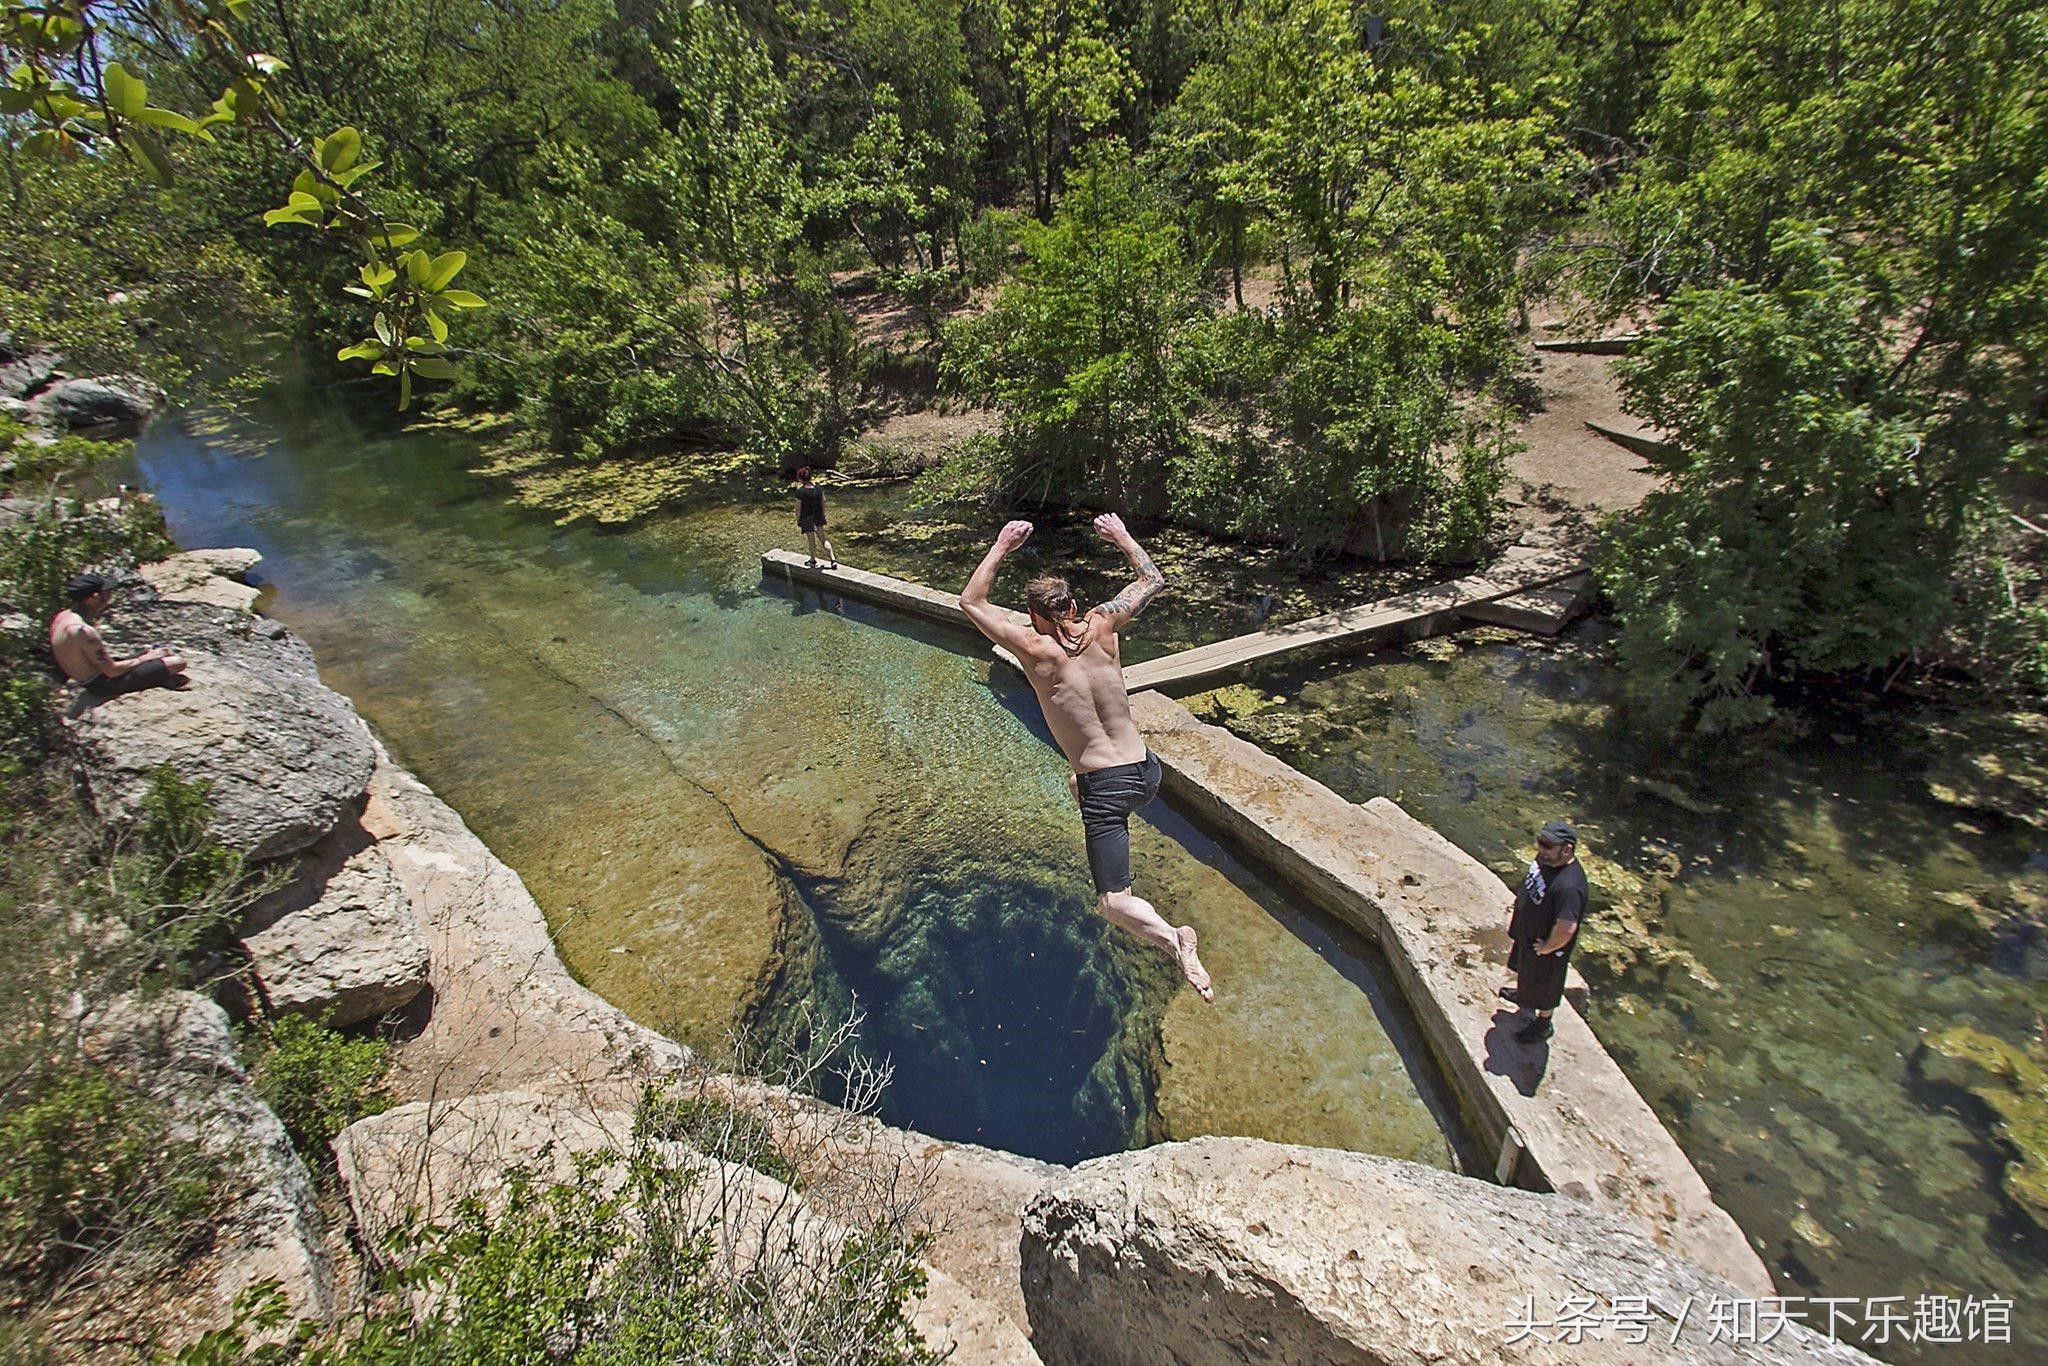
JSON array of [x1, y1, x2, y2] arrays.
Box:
[[796, 485, 826, 524], [1511, 857, 1589, 945]]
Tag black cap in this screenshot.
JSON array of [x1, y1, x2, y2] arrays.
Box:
[[66, 572, 111, 602], [1537, 820, 1577, 846]]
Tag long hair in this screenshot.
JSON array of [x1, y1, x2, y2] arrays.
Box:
[[1025, 574, 1091, 656]]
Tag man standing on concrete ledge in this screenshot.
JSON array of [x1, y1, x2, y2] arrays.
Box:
[[959, 513, 1213, 1002], [1501, 820, 1588, 1043]]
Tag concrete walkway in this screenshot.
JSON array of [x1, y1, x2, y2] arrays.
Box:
[[1129, 691, 1772, 1294]]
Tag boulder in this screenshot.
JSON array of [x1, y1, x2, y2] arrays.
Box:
[[139, 548, 265, 613], [88, 992, 334, 1330], [0, 348, 61, 400], [64, 598, 378, 860], [336, 1091, 1040, 1363], [30, 373, 165, 430], [1021, 1138, 1875, 1365], [242, 819, 429, 1025]]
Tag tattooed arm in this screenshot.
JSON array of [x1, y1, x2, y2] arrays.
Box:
[[1089, 513, 1167, 629]]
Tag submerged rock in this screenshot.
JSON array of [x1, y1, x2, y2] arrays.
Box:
[[1020, 1137, 1873, 1364], [64, 599, 378, 860], [1922, 1027, 2048, 1230]]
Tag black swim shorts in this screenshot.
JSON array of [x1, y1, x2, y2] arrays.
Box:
[[1075, 752, 1162, 895], [83, 659, 174, 698]]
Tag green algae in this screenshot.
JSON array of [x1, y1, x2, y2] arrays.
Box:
[[1924, 1027, 2048, 1230]]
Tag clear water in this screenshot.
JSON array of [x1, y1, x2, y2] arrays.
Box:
[[1220, 627, 2048, 1363], [125, 396, 1455, 1169]]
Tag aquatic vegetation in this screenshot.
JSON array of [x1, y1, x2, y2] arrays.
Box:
[[1923, 1027, 2048, 1231], [475, 439, 762, 527]]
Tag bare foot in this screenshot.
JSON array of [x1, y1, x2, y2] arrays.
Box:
[[1175, 926, 1213, 1003]]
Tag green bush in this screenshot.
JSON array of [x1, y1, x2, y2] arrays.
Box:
[[244, 1015, 394, 1160], [0, 1071, 218, 1295]]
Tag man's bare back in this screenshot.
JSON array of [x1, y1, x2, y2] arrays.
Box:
[[960, 514, 1212, 1001], [48, 573, 187, 698]]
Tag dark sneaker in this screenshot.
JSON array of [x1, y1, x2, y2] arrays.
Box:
[[1515, 1015, 1554, 1044], [1498, 986, 1524, 1006]]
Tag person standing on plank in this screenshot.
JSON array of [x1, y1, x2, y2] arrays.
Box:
[[794, 467, 836, 569], [959, 513, 1213, 1001], [1500, 819, 1589, 1043]]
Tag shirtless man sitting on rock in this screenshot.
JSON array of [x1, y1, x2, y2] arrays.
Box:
[[961, 513, 1212, 1001], [49, 572, 188, 700]]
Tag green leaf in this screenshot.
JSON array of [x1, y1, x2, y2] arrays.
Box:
[[424, 309, 448, 344], [438, 290, 485, 309], [343, 285, 374, 299], [262, 205, 317, 227], [423, 250, 467, 292], [373, 224, 419, 249], [246, 53, 289, 77], [21, 128, 59, 158], [370, 360, 399, 376], [316, 126, 361, 174], [135, 106, 210, 139], [398, 368, 413, 410], [337, 340, 384, 362], [223, 0, 255, 17], [408, 358, 457, 380], [360, 262, 396, 289], [373, 312, 394, 345], [128, 128, 173, 187], [0, 89, 33, 116], [404, 250, 433, 288], [102, 62, 146, 118], [404, 336, 444, 353], [329, 159, 381, 189]]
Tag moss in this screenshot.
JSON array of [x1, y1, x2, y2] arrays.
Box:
[[474, 439, 763, 527], [1924, 1026, 2048, 1229]]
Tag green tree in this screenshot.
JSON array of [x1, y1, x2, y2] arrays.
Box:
[[1592, 0, 2048, 722], [939, 150, 1205, 511], [969, 0, 1139, 218], [1600, 227, 1993, 731]]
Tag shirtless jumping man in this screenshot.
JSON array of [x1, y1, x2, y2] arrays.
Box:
[[49, 572, 188, 700], [960, 513, 1213, 1001]]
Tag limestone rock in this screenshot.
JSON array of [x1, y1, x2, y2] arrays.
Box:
[[0, 348, 61, 400], [64, 598, 378, 860], [337, 1092, 1040, 1363], [242, 819, 429, 1025], [1021, 1138, 1874, 1365], [30, 373, 165, 430], [139, 548, 264, 614], [88, 992, 333, 1330]]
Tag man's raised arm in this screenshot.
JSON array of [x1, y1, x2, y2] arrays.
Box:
[[960, 519, 1037, 648], [1089, 513, 1167, 630]]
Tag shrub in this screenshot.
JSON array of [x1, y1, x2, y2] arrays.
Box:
[[244, 1015, 394, 1160], [0, 1072, 218, 1295]]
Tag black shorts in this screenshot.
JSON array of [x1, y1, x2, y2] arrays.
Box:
[[83, 659, 174, 698], [1075, 752, 1162, 895], [799, 517, 826, 532]]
